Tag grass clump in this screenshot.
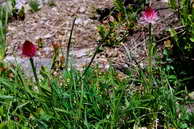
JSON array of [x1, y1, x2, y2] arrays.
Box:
[[29, 0, 40, 12], [0, 1, 12, 60], [0, 0, 16, 60], [0, 63, 193, 128]]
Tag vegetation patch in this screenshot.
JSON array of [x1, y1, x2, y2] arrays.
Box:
[[0, 0, 194, 128]]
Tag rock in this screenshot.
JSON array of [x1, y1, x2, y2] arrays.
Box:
[[4, 47, 95, 76], [4, 56, 51, 76], [79, 6, 86, 13], [75, 18, 84, 25], [15, 0, 27, 9]]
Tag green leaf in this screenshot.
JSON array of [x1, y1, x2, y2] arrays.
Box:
[[168, 28, 177, 37], [188, 91, 194, 100], [190, 37, 194, 42], [0, 95, 14, 99]]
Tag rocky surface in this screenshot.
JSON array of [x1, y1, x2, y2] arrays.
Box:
[[5, 0, 177, 75], [5, 0, 112, 73]]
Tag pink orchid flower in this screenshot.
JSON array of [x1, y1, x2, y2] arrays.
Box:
[[139, 7, 159, 25]]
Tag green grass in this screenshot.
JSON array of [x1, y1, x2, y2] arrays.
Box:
[[0, 62, 193, 128], [29, 0, 40, 12], [0, 0, 14, 60], [0, 4, 9, 60]]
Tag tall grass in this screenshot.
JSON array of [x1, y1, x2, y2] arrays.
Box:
[[0, 62, 193, 128], [0, 0, 13, 60], [0, 7, 8, 60]]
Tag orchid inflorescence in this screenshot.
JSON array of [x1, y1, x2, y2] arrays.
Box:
[[139, 7, 159, 25], [22, 40, 37, 58]]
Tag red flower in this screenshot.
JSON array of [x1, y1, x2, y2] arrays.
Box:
[[139, 7, 159, 25], [22, 40, 37, 58]]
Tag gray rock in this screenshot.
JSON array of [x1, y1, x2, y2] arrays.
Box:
[[4, 56, 51, 76], [4, 47, 94, 76]]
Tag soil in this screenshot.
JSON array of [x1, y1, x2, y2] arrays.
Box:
[[6, 0, 112, 55], [5, 0, 113, 72], [5, 0, 178, 71]]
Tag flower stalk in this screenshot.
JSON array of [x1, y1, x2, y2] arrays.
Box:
[[148, 23, 153, 74], [22, 40, 40, 92], [29, 57, 40, 87], [139, 7, 159, 75]]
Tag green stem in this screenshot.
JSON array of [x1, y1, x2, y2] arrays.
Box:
[[82, 43, 101, 77], [66, 17, 76, 69], [148, 23, 152, 74], [81, 26, 112, 78], [29, 58, 40, 91]]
